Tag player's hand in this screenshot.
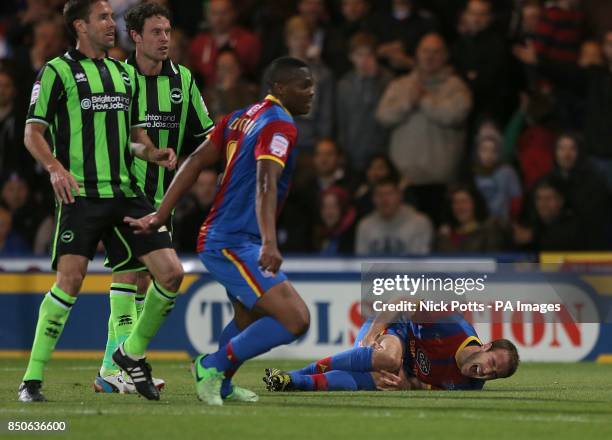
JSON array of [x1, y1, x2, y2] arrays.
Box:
[[376, 369, 410, 391], [48, 162, 79, 204], [259, 242, 283, 275], [124, 212, 162, 235], [150, 147, 177, 170], [359, 327, 383, 347]]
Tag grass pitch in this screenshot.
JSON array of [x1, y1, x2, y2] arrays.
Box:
[[1, 359, 611, 440]]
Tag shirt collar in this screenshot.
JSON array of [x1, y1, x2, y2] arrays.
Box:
[[66, 48, 106, 62], [126, 52, 178, 77], [265, 94, 292, 116]]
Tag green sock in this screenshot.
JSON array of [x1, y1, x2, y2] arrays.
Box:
[[100, 283, 137, 376], [135, 292, 146, 319], [123, 281, 177, 358], [100, 315, 118, 376], [23, 284, 76, 382]]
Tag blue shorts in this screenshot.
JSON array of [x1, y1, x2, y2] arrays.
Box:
[[199, 243, 288, 309], [353, 318, 409, 348]]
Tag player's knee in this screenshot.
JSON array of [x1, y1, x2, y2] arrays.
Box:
[[374, 350, 402, 373], [287, 305, 310, 337], [155, 262, 184, 292], [56, 271, 85, 296]]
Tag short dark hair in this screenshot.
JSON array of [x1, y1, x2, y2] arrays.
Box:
[[446, 182, 489, 225], [125, 2, 171, 37], [490, 339, 520, 378], [373, 175, 400, 191], [263, 56, 310, 90], [349, 32, 377, 53], [63, 0, 101, 39]]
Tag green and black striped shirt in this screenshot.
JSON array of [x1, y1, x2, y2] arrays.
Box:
[[127, 54, 214, 208], [26, 49, 145, 198]]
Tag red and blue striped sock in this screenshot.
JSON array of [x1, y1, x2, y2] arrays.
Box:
[[217, 320, 240, 398], [293, 346, 374, 375], [289, 371, 376, 391], [201, 317, 296, 372]]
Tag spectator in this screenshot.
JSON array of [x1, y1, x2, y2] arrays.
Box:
[[279, 138, 351, 253], [189, 0, 261, 87], [436, 183, 509, 253], [323, 0, 374, 77], [355, 177, 433, 256], [283, 15, 334, 151], [370, 0, 437, 73], [533, 0, 584, 64], [0, 70, 29, 176], [354, 153, 399, 219], [376, 32, 472, 224], [547, 132, 610, 249], [169, 27, 191, 68], [0, 206, 29, 256], [204, 48, 258, 123], [473, 131, 522, 222], [513, 177, 581, 251], [295, 0, 329, 61], [1, 173, 44, 247], [173, 169, 218, 253], [33, 214, 53, 256], [503, 91, 557, 190], [514, 30, 612, 190], [336, 32, 392, 173], [578, 39, 604, 67], [12, 15, 66, 105], [313, 186, 356, 255], [510, 0, 542, 43], [452, 0, 512, 124]]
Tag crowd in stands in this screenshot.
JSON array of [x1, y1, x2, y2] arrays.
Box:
[[0, 0, 612, 257]]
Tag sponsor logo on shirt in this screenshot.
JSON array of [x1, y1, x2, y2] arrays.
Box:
[[416, 349, 431, 376], [270, 134, 289, 157], [30, 81, 41, 105], [75, 72, 87, 83], [80, 93, 130, 111]]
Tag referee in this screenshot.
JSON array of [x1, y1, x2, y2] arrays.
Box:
[[94, 2, 214, 394], [19, 0, 182, 402]]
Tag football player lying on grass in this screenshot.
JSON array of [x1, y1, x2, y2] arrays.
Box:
[[264, 300, 519, 391]]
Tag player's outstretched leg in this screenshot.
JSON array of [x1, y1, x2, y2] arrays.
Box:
[[193, 281, 309, 406], [213, 317, 258, 402], [263, 369, 376, 392], [18, 256, 87, 402], [112, 249, 183, 401]]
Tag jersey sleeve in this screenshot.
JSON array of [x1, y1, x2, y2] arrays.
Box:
[[186, 75, 214, 138], [129, 66, 147, 128], [207, 113, 231, 152], [26, 64, 63, 126], [254, 120, 297, 168]]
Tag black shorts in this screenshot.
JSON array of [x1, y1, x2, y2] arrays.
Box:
[[102, 217, 174, 273], [51, 197, 172, 271]]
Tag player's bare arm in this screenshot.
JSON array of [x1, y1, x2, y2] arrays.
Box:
[[130, 126, 177, 170], [361, 296, 417, 347], [125, 138, 220, 233], [24, 122, 79, 204], [256, 159, 283, 275]]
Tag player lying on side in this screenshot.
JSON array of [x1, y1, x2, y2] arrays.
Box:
[[264, 302, 520, 392]]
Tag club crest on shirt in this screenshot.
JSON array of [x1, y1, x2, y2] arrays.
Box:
[[170, 88, 183, 104], [416, 349, 431, 376], [270, 134, 289, 157]]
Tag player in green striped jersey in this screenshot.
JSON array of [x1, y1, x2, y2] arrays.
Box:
[[18, 0, 184, 403], [93, 2, 218, 396]]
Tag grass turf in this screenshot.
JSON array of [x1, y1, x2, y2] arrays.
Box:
[[1, 359, 611, 440]]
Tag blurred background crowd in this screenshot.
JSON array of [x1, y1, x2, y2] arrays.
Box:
[[0, 0, 612, 258]]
